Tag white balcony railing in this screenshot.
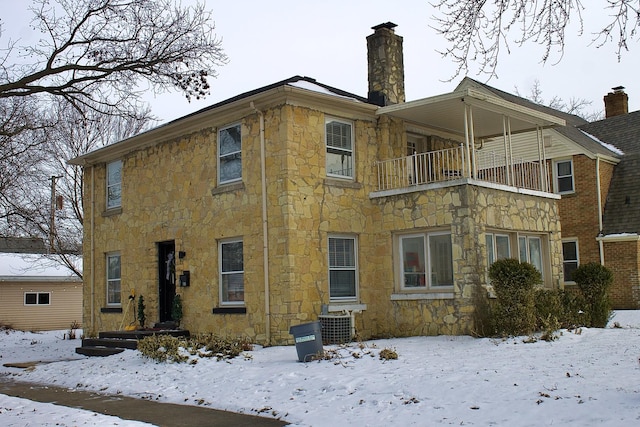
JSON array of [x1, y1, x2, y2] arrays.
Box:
[[375, 146, 550, 193]]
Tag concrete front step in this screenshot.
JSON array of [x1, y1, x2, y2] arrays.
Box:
[[75, 346, 125, 357], [76, 329, 190, 357], [82, 338, 138, 350]]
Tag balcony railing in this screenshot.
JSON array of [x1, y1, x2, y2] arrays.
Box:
[[375, 146, 550, 193]]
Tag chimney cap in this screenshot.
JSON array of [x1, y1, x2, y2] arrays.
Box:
[[612, 86, 625, 93], [371, 22, 397, 31]]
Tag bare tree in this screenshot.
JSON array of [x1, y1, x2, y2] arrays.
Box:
[[515, 79, 603, 121], [432, 0, 639, 79], [1, 0, 226, 273]]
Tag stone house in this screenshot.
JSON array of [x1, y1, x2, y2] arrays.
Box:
[[70, 23, 567, 344], [465, 80, 640, 309]]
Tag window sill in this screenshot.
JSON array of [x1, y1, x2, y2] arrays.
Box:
[[100, 307, 123, 313], [211, 181, 244, 195], [102, 207, 122, 217], [325, 303, 367, 313], [391, 292, 454, 301], [323, 178, 362, 189], [212, 307, 246, 315]]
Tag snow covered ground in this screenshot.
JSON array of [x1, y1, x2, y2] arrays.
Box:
[[1, 312, 640, 426]]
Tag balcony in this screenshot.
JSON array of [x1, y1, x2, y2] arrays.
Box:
[[375, 146, 550, 193]]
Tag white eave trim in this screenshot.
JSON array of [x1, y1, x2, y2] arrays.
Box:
[[596, 233, 640, 242]]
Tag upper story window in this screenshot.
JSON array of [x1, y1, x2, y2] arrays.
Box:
[[562, 239, 579, 282], [328, 235, 358, 301], [220, 239, 244, 305], [106, 160, 122, 209], [399, 231, 453, 291], [218, 123, 242, 184], [554, 159, 574, 194], [326, 118, 353, 179], [106, 253, 121, 306]]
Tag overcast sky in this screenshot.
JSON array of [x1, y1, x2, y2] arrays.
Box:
[[4, 0, 639, 124]]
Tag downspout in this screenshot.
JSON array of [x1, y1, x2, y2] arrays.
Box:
[[251, 101, 271, 345], [596, 155, 605, 265], [90, 164, 95, 334]]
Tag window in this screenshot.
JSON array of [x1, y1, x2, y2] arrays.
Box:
[[328, 236, 358, 300], [106, 160, 122, 209], [399, 232, 453, 290], [326, 119, 353, 178], [486, 233, 511, 267], [220, 239, 244, 305], [219, 123, 242, 184], [519, 235, 543, 274], [106, 253, 121, 305], [24, 292, 50, 305], [562, 240, 579, 282], [554, 159, 574, 194]]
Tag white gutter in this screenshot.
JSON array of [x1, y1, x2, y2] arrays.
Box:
[[596, 155, 605, 265], [90, 166, 95, 334], [251, 102, 271, 345]]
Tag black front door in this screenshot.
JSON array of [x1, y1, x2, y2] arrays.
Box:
[[158, 241, 176, 323]]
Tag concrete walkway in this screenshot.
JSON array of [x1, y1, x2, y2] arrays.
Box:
[[0, 380, 289, 427]]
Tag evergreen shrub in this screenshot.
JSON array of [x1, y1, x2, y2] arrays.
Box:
[[572, 262, 613, 328]]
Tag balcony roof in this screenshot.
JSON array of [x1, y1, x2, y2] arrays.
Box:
[[377, 88, 566, 138]]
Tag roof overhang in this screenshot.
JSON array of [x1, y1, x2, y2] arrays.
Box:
[[377, 88, 566, 138], [69, 85, 377, 166]]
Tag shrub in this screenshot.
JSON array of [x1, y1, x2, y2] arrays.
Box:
[[137, 334, 188, 363], [534, 288, 589, 330], [138, 333, 253, 363], [488, 259, 541, 336], [171, 294, 183, 326], [572, 262, 613, 328], [137, 296, 146, 329]]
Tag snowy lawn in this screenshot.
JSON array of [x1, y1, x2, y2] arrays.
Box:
[[1, 311, 640, 426]]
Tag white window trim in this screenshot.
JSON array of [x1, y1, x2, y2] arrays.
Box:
[[553, 158, 574, 194], [219, 238, 245, 306], [397, 231, 454, 293], [325, 117, 354, 180], [106, 160, 123, 209], [106, 252, 121, 306], [518, 234, 544, 277], [562, 238, 580, 283], [24, 292, 51, 306], [218, 123, 242, 185], [328, 234, 359, 302]]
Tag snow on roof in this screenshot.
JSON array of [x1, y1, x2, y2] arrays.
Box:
[[0, 253, 81, 278], [579, 129, 625, 156], [288, 80, 362, 101]]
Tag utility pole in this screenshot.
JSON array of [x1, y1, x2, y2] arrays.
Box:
[[49, 175, 63, 252]]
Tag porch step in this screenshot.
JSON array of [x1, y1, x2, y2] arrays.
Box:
[[75, 346, 125, 357], [76, 329, 190, 357], [82, 338, 138, 350]]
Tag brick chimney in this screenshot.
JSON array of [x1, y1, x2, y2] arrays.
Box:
[[604, 86, 628, 118], [367, 22, 405, 106]]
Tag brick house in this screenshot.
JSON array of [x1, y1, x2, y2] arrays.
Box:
[[70, 23, 567, 344]]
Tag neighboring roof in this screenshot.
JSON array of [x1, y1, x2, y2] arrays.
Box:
[[599, 152, 640, 235], [579, 110, 640, 154], [69, 76, 372, 166], [0, 253, 82, 280], [577, 111, 640, 235]]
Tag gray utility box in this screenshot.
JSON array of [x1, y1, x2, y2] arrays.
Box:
[[289, 321, 323, 362]]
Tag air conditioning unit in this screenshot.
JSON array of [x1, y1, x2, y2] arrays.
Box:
[[319, 314, 352, 345]]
